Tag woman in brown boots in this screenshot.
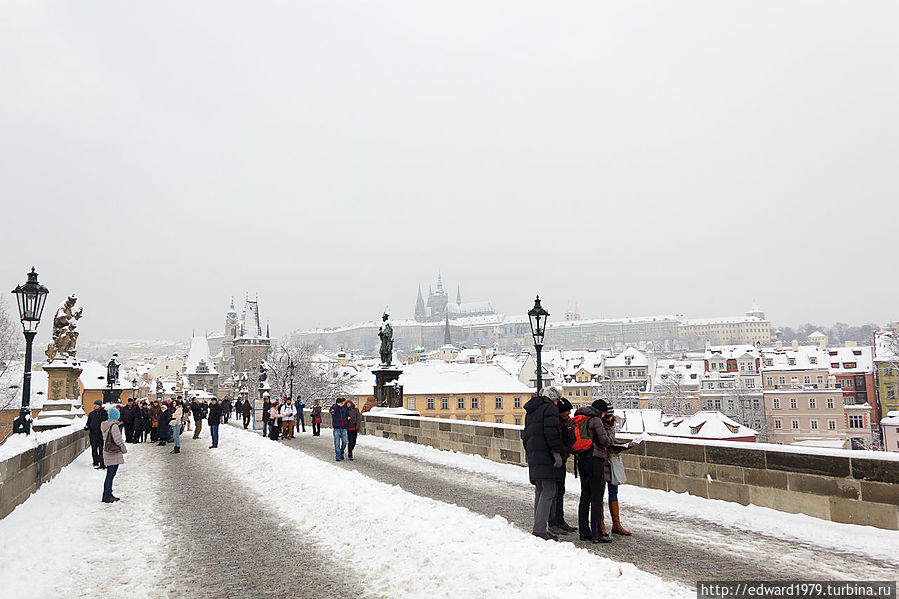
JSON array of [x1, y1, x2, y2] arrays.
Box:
[[602, 408, 631, 537]]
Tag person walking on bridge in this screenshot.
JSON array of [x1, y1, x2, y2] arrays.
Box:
[[100, 407, 127, 503], [241, 397, 252, 429], [522, 387, 565, 541], [85, 399, 108, 469], [311, 401, 322, 436], [329, 398, 349, 461], [208, 397, 222, 448], [346, 400, 361, 461], [295, 395, 306, 433]]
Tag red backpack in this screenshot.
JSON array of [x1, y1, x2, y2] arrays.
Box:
[[564, 414, 594, 457]]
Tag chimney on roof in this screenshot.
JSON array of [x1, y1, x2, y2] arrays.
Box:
[[791, 340, 799, 352], [776, 340, 783, 351]]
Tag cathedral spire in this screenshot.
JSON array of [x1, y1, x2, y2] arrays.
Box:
[[456, 284, 462, 305], [415, 284, 426, 321], [436, 271, 444, 293]]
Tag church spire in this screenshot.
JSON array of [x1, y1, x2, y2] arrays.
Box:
[[415, 284, 426, 321], [436, 270, 444, 293], [456, 284, 462, 305]]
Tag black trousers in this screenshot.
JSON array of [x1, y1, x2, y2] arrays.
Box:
[[242, 413, 250, 428], [123, 423, 134, 443], [89, 432, 104, 467], [312, 421, 321, 436], [577, 456, 606, 539], [347, 430, 358, 456], [548, 471, 567, 526]]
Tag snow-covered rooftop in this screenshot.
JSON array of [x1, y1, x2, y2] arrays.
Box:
[[185, 336, 219, 375], [618, 409, 756, 440]]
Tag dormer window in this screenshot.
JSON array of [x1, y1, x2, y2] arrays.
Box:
[[809, 357, 817, 365], [788, 358, 796, 366]]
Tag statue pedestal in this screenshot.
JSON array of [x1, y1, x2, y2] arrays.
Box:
[[372, 367, 404, 409], [34, 360, 85, 431]]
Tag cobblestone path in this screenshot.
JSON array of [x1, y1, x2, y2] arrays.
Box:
[[149, 434, 364, 599], [275, 428, 898, 587]]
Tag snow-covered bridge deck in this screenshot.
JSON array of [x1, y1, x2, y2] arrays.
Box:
[[1, 424, 897, 599]]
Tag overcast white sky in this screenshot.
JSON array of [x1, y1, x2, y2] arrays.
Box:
[[2, 1, 897, 346]]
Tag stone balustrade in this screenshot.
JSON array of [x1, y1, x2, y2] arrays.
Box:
[[350, 412, 899, 530], [0, 429, 89, 519]]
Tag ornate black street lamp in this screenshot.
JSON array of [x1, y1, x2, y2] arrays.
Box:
[[528, 295, 549, 393], [11, 268, 50, 435], [132, 377, 139, 401]]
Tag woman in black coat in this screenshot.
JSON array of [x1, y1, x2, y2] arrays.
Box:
[[156, 403, 173, 447]]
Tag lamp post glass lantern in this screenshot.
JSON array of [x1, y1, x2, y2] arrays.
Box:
[[11, 267, 50, 435], [288, 360, 295, 402], [528, 295, 549, 393]]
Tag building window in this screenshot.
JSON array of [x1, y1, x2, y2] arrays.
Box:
[[514, 397, 521, 409], [810, 420, 818, 430], [773, 398, 780, 409], [753, 399, 760, 409], [817, 376, 823, 386], [575, 389, 580, 397], [774, 419, 782, 429], [827, 398, 834, 409], [457, 397, 465, 409], [809, 398, 816, 409], [779, 377, 785, 386], [427, 398, 434, 410], [495, 397, 502, 409], [888, 386, 896, 400], [766, 377, 773, 387], [495, 417, 503, 424], [790, 398, 797, 409], [727, 400, 734, 410], [440, 397, 448, 410], [408, 397, 415, 409], [848, 415, 864, 428], [828, 420, 836, 430], [514, 417, 522, 426], [471, 397, 479, 409], [803, 376, 810, 385], [791, 420, 799, 430]]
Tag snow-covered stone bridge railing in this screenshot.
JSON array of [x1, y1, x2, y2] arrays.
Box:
[[344, 412, 899, 531], [0, 426, 89, 519]]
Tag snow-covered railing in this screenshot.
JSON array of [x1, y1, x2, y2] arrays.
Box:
[[357, 412, 899, 531], [0, 425, 88, 519]]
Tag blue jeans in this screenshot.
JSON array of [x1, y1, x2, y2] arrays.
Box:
[[172, 423, 182, 448], [262, 420, 268, 437], [332, 428, 348, 460], [210, 424, 219, 447], [604, 480, 619, 502], [103, 464, 119, 500]]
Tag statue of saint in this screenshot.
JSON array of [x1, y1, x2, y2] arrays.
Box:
[[258, 363, 267, 386], [378, 312, 394, 366], [45, 294, 83, 362], [106, 353, 120, 388]]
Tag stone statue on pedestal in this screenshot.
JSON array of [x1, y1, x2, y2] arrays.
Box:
[[378, 312, 393, 367], [45, 294, 83, 362]]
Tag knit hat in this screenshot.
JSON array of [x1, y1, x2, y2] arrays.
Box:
[[93, 399, 102, 406], [543, 386, 562, 402], [107, 407, 120, 420], [591, 399, 609, 414], [557, 397, 573, 414]]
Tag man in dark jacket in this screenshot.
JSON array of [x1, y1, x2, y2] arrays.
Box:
[[120, 398, 137, 443], [221, 397, 231, 424], [207, 397, 222, 448], [522, 389, 565, 540], [84, 400, 108, 468], [241, 398, 252, 429], [156, 403, 172, 446], [329, 398, 349, 461], [261, 396, 271, 437], [575, 399, 614, 543], [191, 398, 205, 439]]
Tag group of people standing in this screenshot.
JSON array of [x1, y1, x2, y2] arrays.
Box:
[[522, 386, 631, 543], [86, 394, 225, 503]]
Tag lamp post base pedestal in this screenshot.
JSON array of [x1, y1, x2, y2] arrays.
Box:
[[12, 410, 30, 435]]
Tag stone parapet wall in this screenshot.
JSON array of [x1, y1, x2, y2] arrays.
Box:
[[0, 429, 89, 519], [356, 413, 899, 531]]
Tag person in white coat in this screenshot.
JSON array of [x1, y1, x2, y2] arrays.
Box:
[[280, 398, 296, 440]]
